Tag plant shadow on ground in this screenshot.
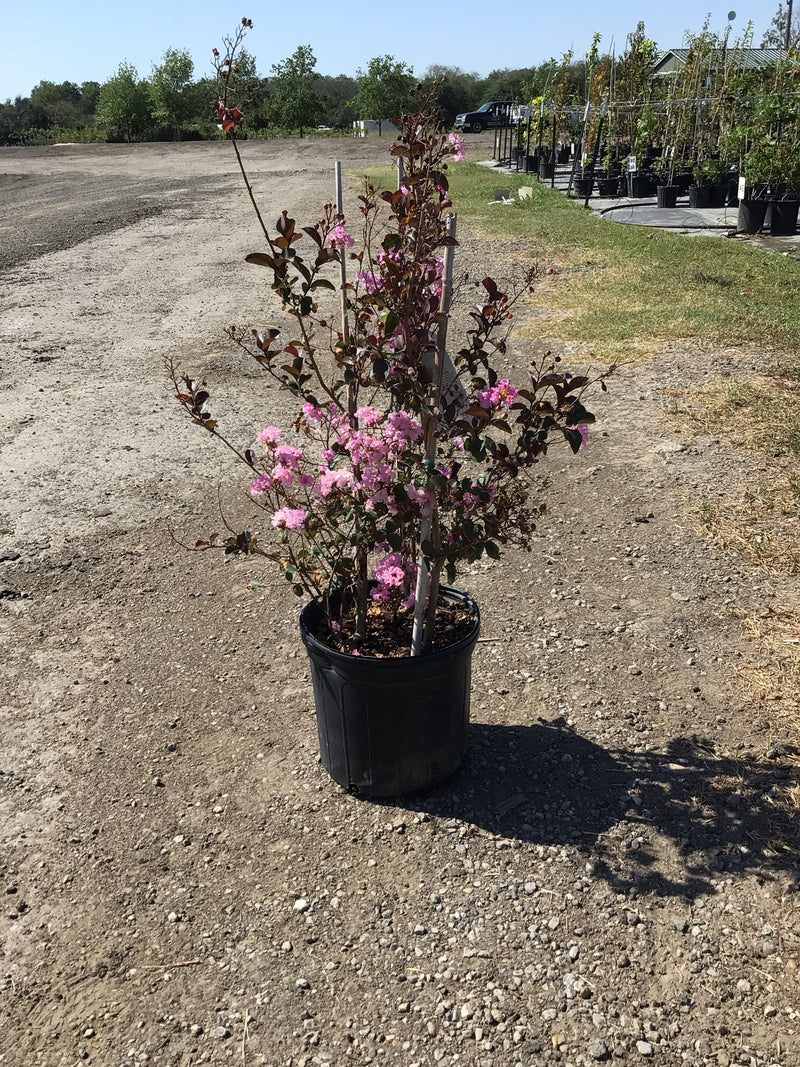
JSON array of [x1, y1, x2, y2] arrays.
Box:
[[395, 721, 800, 900]]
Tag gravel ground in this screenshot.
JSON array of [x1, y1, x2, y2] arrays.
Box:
[[0, 136, 798, 1067]]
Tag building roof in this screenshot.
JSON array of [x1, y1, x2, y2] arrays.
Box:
[[653, 47, 789, 75]]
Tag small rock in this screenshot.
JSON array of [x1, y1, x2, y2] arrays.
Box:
[[83, 1028, 95, 1039], [736, 979, 751, 993], [293, 899, 310, 913], [587, 1038, 610, 1061], [209, 1025, 230, 1039], [673, 919, 689, 933], [190, 1024, 203, 1036], [295, 978, 310, 989], [541, 1008, 558, 1021], [636, 1040, 653, 1055], [0, 550, 20, 562], [167, 911, 179, 923]]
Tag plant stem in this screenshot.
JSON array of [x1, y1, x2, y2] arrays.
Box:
[[410, 213, 457, 656]]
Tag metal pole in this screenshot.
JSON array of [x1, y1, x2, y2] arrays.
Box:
[[550, 104, 557, 187], [787, 0, 794, 51]]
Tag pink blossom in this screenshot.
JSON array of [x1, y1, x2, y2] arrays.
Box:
[[477, 379, 519, 409], [271, 464, 296, 486], [327, 224, 355, 249], [404, 483, 436, 517], [317, 468, 355, 497], [576, 423, 589, 450], [371, 552, 413, 602], [257, 425, 281, 445], [386, 410, 422, 443], [271, 507, 307, 530], [302, 402, 323, 422], [250, 474, 273, 495], [448, 133, 465, 162], [355, 405, 382, 426], [273, 444, 303, 468], [356, 269, 383, 294]]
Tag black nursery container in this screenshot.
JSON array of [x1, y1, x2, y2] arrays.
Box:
[[737, 198, 768, 234], [770, 199, 800, 236], [656, 185, 678, 208], [300, 587, 480, 798]]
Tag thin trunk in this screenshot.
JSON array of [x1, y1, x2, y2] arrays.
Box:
[[410, 213, 457, 656]]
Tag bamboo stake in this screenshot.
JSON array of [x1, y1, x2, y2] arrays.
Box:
[[410, 213, 457, 656]]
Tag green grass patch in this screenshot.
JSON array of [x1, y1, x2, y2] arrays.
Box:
[[443, 163, 800, 360]]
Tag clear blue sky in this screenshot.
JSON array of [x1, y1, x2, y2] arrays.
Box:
[[2, 1, 777, 101]]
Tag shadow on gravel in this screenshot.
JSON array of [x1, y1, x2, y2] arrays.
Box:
[[400, 720, 800, 900]]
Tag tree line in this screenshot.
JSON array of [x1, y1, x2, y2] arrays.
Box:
[[0, 43, 588, 146]]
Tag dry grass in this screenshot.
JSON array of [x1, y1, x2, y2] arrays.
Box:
[[695, 472, 800, 577], [675, 369, 800, 457], [737, 605, 800, 809]]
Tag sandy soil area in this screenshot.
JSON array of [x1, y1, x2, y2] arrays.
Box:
[[1, 136, 798, 1067]]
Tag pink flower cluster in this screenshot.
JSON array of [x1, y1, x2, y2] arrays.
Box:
[[448, 132, 464, 162], [477, 379, 519, 410], [356, 268, 383, 294], [251, 404, 425, 532], [327, 224, 355, 249]]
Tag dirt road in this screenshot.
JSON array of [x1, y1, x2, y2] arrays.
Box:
[[1, 138, 798, 1067]]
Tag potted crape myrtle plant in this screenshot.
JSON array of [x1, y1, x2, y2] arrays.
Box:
[[174, 20, 612, 797]]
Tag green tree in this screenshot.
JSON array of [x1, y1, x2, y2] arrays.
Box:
[[419, 65, 480, 125], [317, 74, 358, 128], [353, 55, 414, 135], [476, 67, 536, 105], [150, 48, 196, 137], [29, 80, 85, 127], [97, 62, 153, 142], [761, 3, 800, 49], [271, 45, 321, 136]]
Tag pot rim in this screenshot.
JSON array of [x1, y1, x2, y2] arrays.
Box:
[[299, 585, 480, 667]]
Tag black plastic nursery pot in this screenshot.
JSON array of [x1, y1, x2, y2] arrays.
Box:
[[770, 199, 800, 237], [539, 161, 555, 181], [597, 177, 619, 198], [573, 176, 594, 198], [656, 184, 678, 209], [737, 198, 768, 235], [688, 184, 711, 209], [299, 587, 480, 798], [627, 173, 651, 198]]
